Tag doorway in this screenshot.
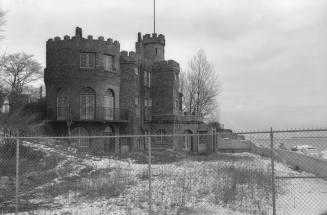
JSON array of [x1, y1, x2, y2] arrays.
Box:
[[104, 126, 115, 153], [184, 130, 193, 152], [71, 127, 89, 149]]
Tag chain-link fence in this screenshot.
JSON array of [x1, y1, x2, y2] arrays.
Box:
[[239, 128, 327, 215], [1, 129, 327, 214]]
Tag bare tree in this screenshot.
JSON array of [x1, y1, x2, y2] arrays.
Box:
[[0, 106, 43, 136], [0, 9, 6, 92], [0, 53, 43, 95], [181, 49, 220, 120]]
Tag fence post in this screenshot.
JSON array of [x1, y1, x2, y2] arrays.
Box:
[[197, 132, 200, 153], [15, 133, 20, 215], [147, 135, 152, 215], [270, 128, 276, 215]]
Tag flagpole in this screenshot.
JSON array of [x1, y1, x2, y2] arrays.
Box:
[[154, 0, 156, 33]]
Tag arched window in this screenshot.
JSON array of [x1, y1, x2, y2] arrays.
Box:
[[104, 89, 115, 120], [80, 87, 95, 120], [104, 126, 113, 134], [57, 89, 67, 120]]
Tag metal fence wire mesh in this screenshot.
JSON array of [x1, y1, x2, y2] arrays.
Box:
[[0, 129, 327, 214], [241, 129, 327, 215]]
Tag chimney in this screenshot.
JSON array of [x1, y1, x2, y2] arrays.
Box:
[[75, 27, 82, 38], [138, 32, 142, 42]]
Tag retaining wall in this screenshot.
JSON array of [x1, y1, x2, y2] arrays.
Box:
[[251, 145, 327, 178], [217, 137, 254, 152]]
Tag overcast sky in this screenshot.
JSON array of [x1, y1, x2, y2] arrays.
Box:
[[1, 0, 326, 131]]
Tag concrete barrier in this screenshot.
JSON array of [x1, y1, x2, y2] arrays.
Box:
[[251, 145, 327, 178]]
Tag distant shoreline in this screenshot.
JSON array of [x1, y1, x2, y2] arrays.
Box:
[[291, 136, 327, 139]]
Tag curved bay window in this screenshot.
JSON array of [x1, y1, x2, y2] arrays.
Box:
[[80, 87, 95, 120], [57, 89, 68, 120], [104, 89, 114, 120]]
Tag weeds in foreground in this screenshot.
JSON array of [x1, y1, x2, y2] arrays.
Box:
[[1, 144, 287, 215], [133, 157, 283, 215], [79, 168, 137, 198]]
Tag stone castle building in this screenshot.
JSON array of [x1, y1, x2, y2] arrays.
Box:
[[44, 27, 212, 154]]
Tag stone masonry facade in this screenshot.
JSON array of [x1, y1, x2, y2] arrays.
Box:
[[44, 27, 212, 154]]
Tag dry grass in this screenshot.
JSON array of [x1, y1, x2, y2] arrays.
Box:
[[78, 168, 137, 198], [1, 142, 284, 215]]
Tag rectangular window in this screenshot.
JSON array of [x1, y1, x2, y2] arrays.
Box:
[[144, 71, 151, 87], [147, 72, 151, 87], [89, 53, 95, 68], [57, 96, 67, 120], [135, 97, 139, 106], [175, 99, 179, 109], [144, 71, 148, 87], [80, 52, 96, 68], [144, 98, 152, 107], [103, 55, 113, 71], [80, 53, 87, 68]]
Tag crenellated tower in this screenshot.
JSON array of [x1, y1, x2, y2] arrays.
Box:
[[151, 60, 181, 116], [119, 50, 142, 137], [135, 32, 165, 66]]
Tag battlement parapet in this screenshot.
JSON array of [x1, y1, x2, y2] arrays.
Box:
[[47, 36, 120, 48], [152, 60, 179, 70], [143, 33, 165, 45], [129, 51, 136, 58], [121, 51, 128, 57], [113, 40, 120, 48], [120, 51, 136, 63], [46, 27, 120, 49]]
